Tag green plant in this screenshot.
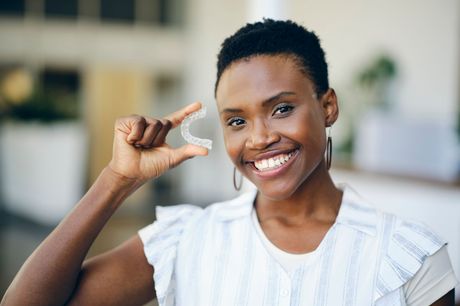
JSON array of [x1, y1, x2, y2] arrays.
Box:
[[333, 54, 398, 163], [0, 68, 79, 123], [2, 90, 78, 122], [355, 54, 397, 110]]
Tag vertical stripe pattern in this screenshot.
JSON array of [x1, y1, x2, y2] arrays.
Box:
[[290, 265, 306, 306], [343, 231, 365, 306], [263, 258, 280, 306], [314, 227, 338, 305], [210, 225, 231, 305], [234, 221, 255, 306], [137, 187, 447, 306]]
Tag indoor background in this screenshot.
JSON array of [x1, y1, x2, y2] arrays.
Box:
[[0, 0, 459, 304]]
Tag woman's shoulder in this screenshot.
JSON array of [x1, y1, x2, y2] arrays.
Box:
[[201, 190, 257, 222], [142, 190, 257, 234], [340, 185, 444, 246], [341, 185, 449, 303], [373, 212, 449, 304], [346, 192, 447, 302]]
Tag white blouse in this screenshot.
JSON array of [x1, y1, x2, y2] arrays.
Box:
[[250, 205, 457, 306], [138, 185, 457, 306]]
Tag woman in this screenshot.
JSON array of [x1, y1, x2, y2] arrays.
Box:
[[1, 19, 457, 306]]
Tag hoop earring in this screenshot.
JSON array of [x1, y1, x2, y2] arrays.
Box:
[[233, 167, 243, 191], [326, 127, 332, 170]]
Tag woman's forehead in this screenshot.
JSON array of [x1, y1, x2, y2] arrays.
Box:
[[216, 55, 314, 109]]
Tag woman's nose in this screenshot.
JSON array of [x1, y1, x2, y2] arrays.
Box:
[[245, 121, 280, 150]]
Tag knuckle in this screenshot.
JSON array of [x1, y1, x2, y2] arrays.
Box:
[[162, 119, 173, 128], [134, 116, 146, 125], [151, 119, 162, 128], [168, 154, 178, 169]]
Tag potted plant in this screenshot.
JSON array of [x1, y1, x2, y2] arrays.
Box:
[[0, 67, 87, 225]]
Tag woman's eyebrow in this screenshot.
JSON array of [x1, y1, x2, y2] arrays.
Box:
[[220, 91, 296, 115], [261, 91, 296, 107], [221, 107, 243, 114]]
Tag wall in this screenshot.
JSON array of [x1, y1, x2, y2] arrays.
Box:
[[179, 0, 248, 204], [289, 0, 460, 124], [179, 0, 460, 204]]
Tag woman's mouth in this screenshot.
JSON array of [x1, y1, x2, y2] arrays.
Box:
[[249, 149, 299, 178], [254, 151, 295, 171]]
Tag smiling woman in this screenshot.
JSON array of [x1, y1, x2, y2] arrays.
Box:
[[216, 55, 336, 201], [1, 19, 457, 306]]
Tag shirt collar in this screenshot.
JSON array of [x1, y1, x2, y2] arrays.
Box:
[[217, 184, 378, 236], [335, 184, 378, 236]]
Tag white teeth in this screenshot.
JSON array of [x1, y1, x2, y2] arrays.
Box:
[[254, 151, 295, 171]]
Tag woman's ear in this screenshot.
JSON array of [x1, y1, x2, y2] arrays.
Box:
[[321, 88, 339, 127]]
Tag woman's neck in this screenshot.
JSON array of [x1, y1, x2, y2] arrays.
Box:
[[255, 161, 343, 225]]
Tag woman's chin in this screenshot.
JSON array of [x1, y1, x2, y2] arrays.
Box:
[[255, 182, 297, 202]]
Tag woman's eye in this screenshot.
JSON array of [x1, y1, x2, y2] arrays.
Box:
[[273, 104, 294, 115], [227, 118, 246, 127]]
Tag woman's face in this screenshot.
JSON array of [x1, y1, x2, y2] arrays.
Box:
[[216, 55, 337, 200]]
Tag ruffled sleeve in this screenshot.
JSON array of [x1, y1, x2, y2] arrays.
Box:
[[374, 216, 446, 305], [138, 204, 203, 306]]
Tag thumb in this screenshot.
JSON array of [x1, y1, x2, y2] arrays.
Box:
[[170, 144, 208, 166]]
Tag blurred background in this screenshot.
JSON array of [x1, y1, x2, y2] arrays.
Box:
[[0, 0, 459, 303]]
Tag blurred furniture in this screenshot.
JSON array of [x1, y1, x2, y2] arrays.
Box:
[[0, 121, 87, 225], [353, 111, 460, 182]]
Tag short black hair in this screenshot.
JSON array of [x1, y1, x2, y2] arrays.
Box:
[[215, 19, 329, 97]]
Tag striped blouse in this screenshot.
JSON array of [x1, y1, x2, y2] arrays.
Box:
[[138, 185, 453, 306]]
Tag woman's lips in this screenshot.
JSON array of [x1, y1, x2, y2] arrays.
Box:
[[248, 149, 299, 179]]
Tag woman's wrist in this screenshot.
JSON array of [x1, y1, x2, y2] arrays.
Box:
[[104, 164, 146, 187], [93, 166, 146, 210]]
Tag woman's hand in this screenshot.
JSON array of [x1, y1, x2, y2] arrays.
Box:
[[1, 102, 208, 306], [109, 102, 208, 181]]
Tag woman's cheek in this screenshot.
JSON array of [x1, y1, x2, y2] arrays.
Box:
[[224, 133, 243, 162], [274, 119, 304, 139]]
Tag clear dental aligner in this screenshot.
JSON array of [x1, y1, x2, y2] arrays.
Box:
[[180, 106, 213, 150]]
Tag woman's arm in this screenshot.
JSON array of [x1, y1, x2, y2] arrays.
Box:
[[2, 167, 145, 306], [67, 234, 155, 306], [1, 102, 207, 306]]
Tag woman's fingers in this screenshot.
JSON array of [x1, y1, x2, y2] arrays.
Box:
[[169, 144, 208, 167], [126, 116, 147, 145], [122, 102, 202, 149], [135, 121, 162, 147], [139, 102, 202, 148], [151, 119, 172, 147], [164, 102, 202, 128]]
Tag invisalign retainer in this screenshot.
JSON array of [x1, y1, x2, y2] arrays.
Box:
[[180, 106, 213, 150]]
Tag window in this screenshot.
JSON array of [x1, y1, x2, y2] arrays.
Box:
[[45, 0, 78, 19], [39, 68, 81, 120], [100, 0, 135, 23], [0, 0, 184, 27], [0, 0, 25, 16], [41, 69, 80, 93]]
